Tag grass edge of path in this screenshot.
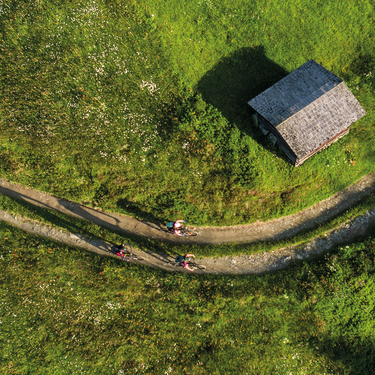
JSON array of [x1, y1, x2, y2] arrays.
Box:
[[1, 191, 375, 259]]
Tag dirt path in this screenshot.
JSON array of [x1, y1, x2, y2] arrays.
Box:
[[1, 205, 375, 274], [1, 174, 375, 274], [1, 173, 375, 245]]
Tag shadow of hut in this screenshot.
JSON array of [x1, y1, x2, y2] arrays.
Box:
[[197, 46, 289, 157]]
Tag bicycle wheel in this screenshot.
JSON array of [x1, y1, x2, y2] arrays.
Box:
[[122, 244, 133, 255], [187, 260, 206, 270], [188, 262, 206, 270], [195, 263, 206, 270], [180, 227, 198, 236], [132, 255, 145, 261]]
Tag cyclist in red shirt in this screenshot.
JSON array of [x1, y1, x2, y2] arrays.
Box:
[[175, 253, 195, 271]]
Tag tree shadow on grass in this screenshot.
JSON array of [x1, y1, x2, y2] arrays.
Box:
[[197, 45, 289, 158]]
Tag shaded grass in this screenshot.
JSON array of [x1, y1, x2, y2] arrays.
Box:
[[2, 223, 375, 373]]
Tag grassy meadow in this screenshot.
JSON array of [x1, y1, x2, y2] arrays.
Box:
[[1, 222, 375, 374], [2, 2, 375, 374], [0, 0, 374, 225]]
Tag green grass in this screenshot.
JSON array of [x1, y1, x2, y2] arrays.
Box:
[[1, 189, 375, 259], [2, 222, 375, 374], [1, 0, 374, 226]]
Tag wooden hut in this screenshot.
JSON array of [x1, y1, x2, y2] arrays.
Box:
[[248, 60, 366, 166]]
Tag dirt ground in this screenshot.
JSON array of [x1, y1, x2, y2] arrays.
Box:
[[1, 173, 375, 274]]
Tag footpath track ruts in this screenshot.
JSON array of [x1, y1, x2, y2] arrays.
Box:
[[2, 202, 375, 274], [0, 209, 184, 273], [1, 173, 375, 245]]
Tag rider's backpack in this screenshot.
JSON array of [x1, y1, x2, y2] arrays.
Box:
[[175, 255, 185, 264], [166, 222, 174, 230], [111, 245, 121, 254]]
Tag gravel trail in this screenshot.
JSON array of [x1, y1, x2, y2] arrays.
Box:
[[1, 173, 375, 245], [1, 173, 375, 274]]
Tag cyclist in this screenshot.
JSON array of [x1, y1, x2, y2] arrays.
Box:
[[166, 220, 185, 236], [111, 244, 130, 261], [175, 253, 195, 271]]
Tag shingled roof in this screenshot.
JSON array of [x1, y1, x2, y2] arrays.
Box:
[[248, 60, 366, 166]]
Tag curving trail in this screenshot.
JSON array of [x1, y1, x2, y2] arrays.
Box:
[[1, 174, 375, 274], [1, 173, 375, 245], [1, 204, 375, 275]]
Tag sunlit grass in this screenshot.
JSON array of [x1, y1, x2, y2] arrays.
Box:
[[0, 0, 374, 226], [1, 223, 375, 373]]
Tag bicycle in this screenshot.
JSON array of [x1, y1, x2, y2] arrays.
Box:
[[170, 255, 206, 270], [111, 244, 145, 262], [185, 256, 206, 270], [162, 225, 199, 237]]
